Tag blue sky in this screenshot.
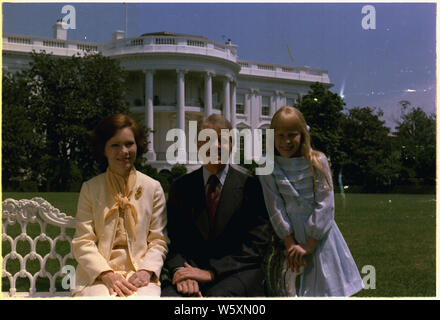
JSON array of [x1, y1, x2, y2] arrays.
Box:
[[3, 2, 436, 129]]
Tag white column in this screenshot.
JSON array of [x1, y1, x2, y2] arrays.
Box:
[[144, 69, 156, 161], [245, 92, 250, 116], [204, 71, 213, 117], [176, 69, 186, 162], [277, 90, 285, 109], [223, 76, 231, 121], [250, 88, 259, 130], [230, 80, 237, 128], [270, 92, 277, 116], [274, 90, 280, 110], [176, 69, 186, 132], [280, 91, 286, 107]]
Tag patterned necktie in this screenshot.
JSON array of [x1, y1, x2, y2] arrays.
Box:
[[206, 174, 221, 228]]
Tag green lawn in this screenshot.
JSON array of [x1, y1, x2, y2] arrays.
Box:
[[2, 192, 79, 216], [335, 193, 436, 297], [2, 192, 436, 297]]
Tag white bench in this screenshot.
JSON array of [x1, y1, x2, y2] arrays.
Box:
[[2, 197, 76, 298]]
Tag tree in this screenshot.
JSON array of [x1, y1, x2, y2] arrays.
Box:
[[395, 101, 435, 185], [2, 73, 45, 191], [2, 51, 130, 191], [295, 82, 345, 173], [340, 106, 398, 192]]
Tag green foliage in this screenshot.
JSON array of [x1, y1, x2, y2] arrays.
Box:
[[262, 231, 288, 296], [2, 73, 46, 191], [2, 51, 129, 191], [136, 162, 187, 193], [136, 161, 159, 179], [170, 164, 187, 180], [295, 82, 346, 171], [294, 84, 434, 192], [395, 101, 435, 185], [136, 162, 166, 190], [339, 107, 398, 192]]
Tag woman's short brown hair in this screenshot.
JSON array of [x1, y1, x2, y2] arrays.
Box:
[[92, 114, 147, 161]]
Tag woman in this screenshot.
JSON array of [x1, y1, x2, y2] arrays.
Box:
[[72, 114, 169, 297]]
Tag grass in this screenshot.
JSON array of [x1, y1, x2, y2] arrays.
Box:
[[2, 192, 436, 297], [335, 193, 436, 297], [2, 192, 79, 216]]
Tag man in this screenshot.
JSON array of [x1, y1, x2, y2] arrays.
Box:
[[161, 114, 271, 297]]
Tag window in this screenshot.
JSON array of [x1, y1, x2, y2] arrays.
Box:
[[261, 96, 270, 116], [286, 97, 295, 106], [261, 129, 268, 155], [240, 135, 245, 157], [236, 94, 245, 114], [235, 128, 252, 164], [213, 92, 222, 110]]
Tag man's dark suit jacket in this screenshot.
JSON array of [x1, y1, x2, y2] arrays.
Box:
[[164, 165, 271, 296]]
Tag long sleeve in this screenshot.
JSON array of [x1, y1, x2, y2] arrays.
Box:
[[304, 155, 335, 240], [138, 180, 169, 279], [72, 182, 113, 283], [259, 173, 293, 239]]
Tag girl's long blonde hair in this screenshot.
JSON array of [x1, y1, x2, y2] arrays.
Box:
[[271, 106, 332, 189]]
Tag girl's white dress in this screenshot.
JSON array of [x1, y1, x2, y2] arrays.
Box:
[[259, 155, 364, 297]]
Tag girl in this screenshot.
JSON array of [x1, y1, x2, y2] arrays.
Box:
[[259, 106, 364, 297]]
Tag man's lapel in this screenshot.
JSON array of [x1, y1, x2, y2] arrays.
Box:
[[212, 167, 243, 239], [192, 168, 210, 240]]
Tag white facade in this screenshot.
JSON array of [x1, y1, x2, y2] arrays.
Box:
[[2, 25, 332, 171]]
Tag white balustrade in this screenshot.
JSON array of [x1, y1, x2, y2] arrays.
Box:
[[2, 198, 76, 298], [238, 60, 330, 84], [3, 33, 328, 84]]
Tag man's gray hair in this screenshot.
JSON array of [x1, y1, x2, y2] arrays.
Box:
[[197, 114, 232, 135]]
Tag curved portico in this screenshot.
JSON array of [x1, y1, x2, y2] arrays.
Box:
[[103, 32, 241, 163]]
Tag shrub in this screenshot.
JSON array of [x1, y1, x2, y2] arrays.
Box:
[[170, 164, 187, 180]]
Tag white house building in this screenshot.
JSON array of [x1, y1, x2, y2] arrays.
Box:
[[3, 21, 333, 171]]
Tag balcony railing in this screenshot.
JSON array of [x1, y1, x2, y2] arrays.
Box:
[[7, 36, 32, 45], [238, 60, 330, 84], [43, 40, 66, 48], [129, 39, 144, 47], [3, 34, 99, 56], [155, 37, 176, 45], [3, 33, 330, 85], [257, 64, 274, 71], [187, 39, 206, 47], [100, 34, 238, 63], [77, 44, 99, 51]]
